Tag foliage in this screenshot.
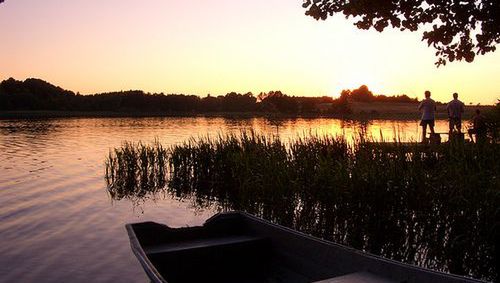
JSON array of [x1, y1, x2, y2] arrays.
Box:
[[329, 90, 352, 114], [0, 78, 420, 115], [347, 84, 374, 102], [257, 91, 299, 113], [0, 78, 77, 110], [0, 78, 357, 115], [342, 85, 417, 103], [302, 0, 500, 66], [106, 133, 499, 281], [0, 78, 256, 113]]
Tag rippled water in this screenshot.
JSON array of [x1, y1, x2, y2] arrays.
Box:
[[0, 117, 450, 282]]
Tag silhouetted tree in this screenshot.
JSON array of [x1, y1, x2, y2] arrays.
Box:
[[303, 0, 500, 66], [340, 86, 417, 104], [0, 77, 77, 110], [220, 92, 257, 112], [350, 85, 374, 102], [200, 94, 220, 112], [258, 91, 299, 113], [331, 89, 352, 114]]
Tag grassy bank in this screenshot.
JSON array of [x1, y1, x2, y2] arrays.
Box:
[[106, 133, 499, 281]]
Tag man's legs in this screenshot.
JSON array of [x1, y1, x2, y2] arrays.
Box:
[[429, 120, 435, 134], [422, 124, 427, 143]]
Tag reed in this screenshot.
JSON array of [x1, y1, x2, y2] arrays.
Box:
[[105, 140, 168, 204], [105, 133, 499, 281]]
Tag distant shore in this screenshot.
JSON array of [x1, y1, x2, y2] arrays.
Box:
[[2, 78, 495, 121], [0, 104, 493, 120]]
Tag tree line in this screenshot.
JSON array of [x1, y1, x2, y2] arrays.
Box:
[[0, 78, 417, 115]]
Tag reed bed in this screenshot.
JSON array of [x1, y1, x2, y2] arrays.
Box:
[[105, 133, 499, 281], [105, 140, 168, 204]]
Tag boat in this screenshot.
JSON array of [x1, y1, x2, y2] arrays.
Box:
[[126, 211, 485, 283]]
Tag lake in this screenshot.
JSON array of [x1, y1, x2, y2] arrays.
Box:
[[0, 117, 454, 282]]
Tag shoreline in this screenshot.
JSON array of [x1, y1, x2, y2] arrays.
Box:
[[0, 110, 428, 120], [0, 109, 492, 120]]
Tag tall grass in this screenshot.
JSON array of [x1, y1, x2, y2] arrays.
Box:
[[105, 133, 499, 281], [105, 140, 168, 205]]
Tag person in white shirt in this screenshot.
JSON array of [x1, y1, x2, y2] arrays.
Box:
[[418, 90, 436, 142], [446, 92, 465, 134]]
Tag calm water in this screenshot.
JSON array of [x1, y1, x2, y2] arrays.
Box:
[[0, 117, 450, 283]]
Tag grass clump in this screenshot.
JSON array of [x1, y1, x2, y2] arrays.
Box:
[[105, 140, 167, 204]]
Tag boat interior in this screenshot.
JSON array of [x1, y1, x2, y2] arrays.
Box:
[[128, 213, 398, 283]]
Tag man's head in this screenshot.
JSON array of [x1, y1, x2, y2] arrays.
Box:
[[453, 92, 458, 99], [425, 90, 431, 98]]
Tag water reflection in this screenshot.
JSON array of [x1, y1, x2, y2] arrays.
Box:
[[106, 136, 499, 282], [221, 117, 254, 128], [0, 119, 60, 136]]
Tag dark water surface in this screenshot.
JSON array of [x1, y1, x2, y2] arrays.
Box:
[[0, 117, 449, 282]]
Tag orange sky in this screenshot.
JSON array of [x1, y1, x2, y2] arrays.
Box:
[[0, 0, 499, 104]]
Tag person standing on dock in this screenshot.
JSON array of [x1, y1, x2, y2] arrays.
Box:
[[418, 90, 436, 143], [468, 109, 487, 143], [446, 92, 465, 134]]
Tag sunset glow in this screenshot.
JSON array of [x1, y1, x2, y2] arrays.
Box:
[[1, 0, 499, 104]]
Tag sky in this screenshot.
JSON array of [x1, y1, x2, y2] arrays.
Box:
[[0, 0, 499, 104]]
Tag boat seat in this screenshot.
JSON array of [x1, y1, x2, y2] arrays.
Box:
[[144, 235, 271, 282], [143, 235, 266, 255], [312, 271, 397, 283]]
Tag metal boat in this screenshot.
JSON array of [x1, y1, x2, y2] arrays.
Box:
[[126, 211, 484, 283]]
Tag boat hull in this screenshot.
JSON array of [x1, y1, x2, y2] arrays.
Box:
[[126, 211, 486, 283]]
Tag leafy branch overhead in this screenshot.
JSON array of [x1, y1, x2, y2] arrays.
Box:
[[303, 0, 500, 66]]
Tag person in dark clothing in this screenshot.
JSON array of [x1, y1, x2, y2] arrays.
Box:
[[468, 109, 487, 143]]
